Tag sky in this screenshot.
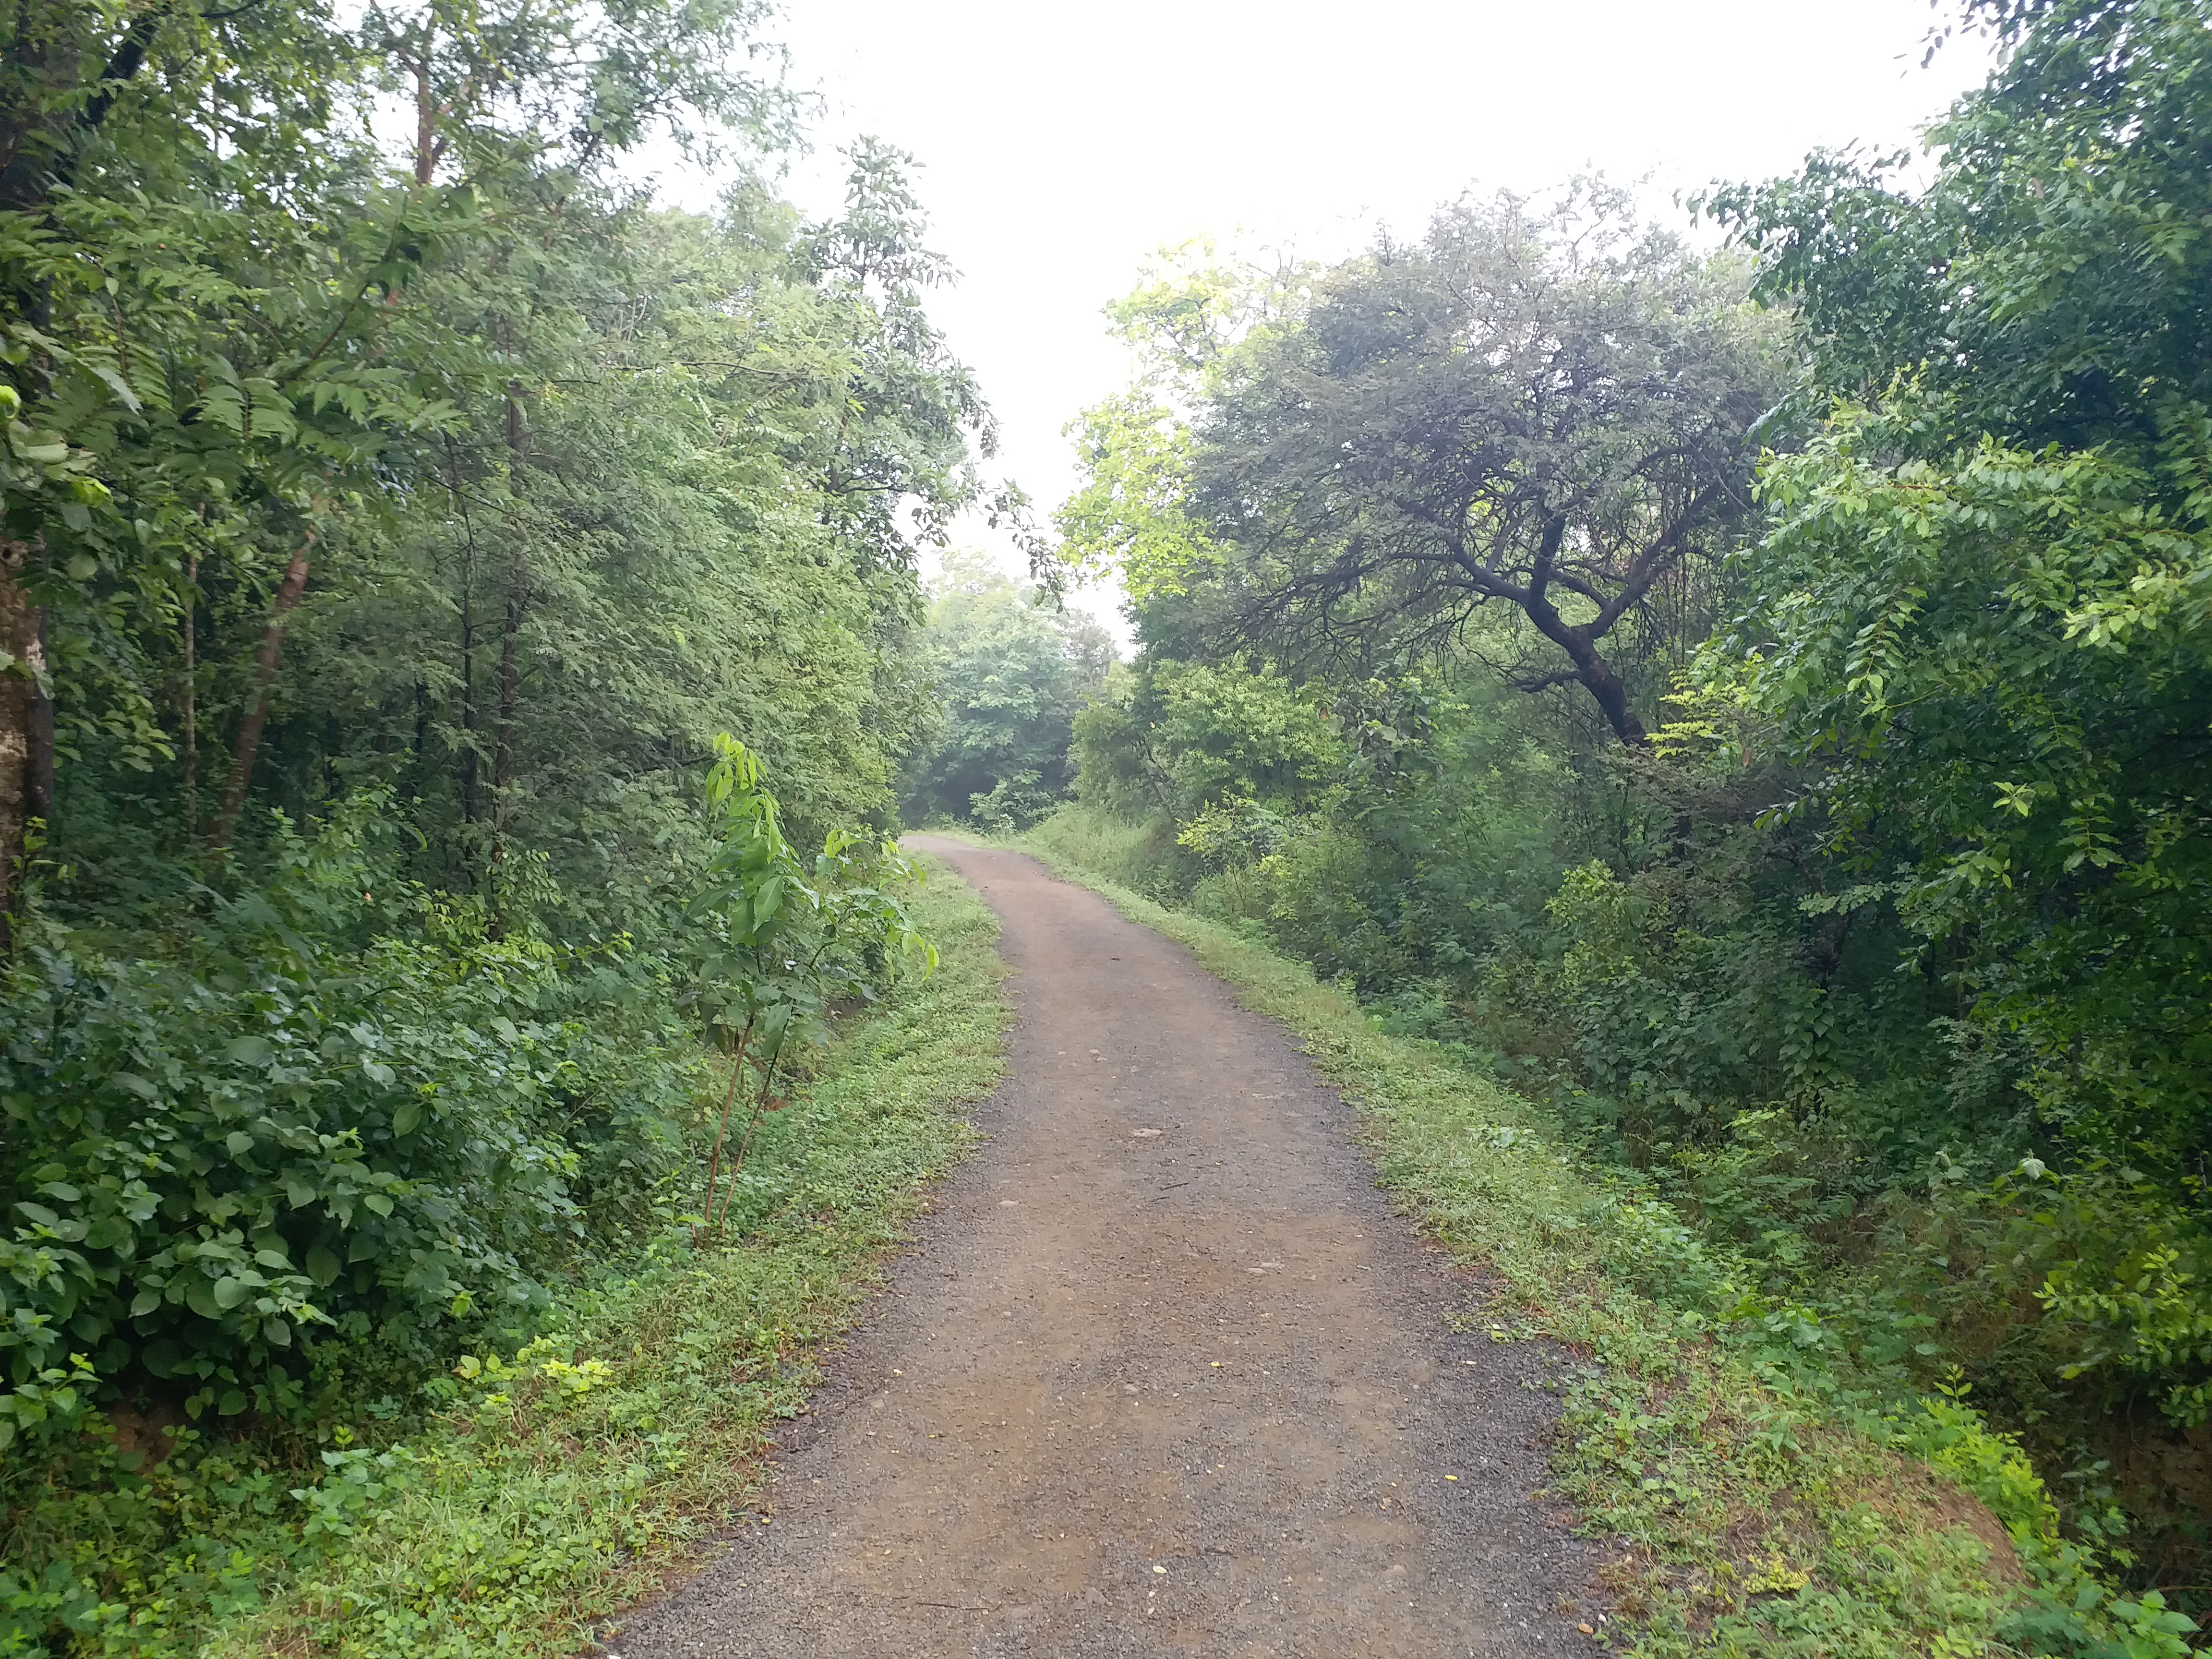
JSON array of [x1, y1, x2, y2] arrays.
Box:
[[709, 0, 1997, 631]]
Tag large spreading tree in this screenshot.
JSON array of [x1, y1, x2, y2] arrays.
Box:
[[1063, 196, 1788, 744]]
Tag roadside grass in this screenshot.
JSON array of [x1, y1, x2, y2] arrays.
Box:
[[193, 864, 1005, 1659], [1008, 823, 2193, 1659]]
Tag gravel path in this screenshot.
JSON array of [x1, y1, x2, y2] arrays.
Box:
[[608, 840, 1597, 1659]]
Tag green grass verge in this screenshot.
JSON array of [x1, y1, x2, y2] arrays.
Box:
[[1005, 821, 2195, 1659], [191, 864, 1006, 1659]]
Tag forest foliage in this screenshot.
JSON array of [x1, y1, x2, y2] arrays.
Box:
[[1047, 0, 2212, 1620], [898, 551, 1111, 833], [8, 0, 2212, 1653], [0, 0, 979, 1648]]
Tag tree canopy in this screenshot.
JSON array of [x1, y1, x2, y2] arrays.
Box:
[[1064, 196, 1789, 742], [901, 552, 1110, 830]]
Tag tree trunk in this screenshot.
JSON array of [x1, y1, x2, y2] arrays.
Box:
[[493, 369, 526, 821], [180, 552, 197, 831], [493, 585, 523, 809], [1558, 632, 1647, 745], [0, 541, 48, 946], [208, 541, 312, 851], [1520, 519, 1648, 745], [30, 613, 53, 831], [412, 38, 441, 187], [459, 583, 478, 826], [0, 10, 161, 327]]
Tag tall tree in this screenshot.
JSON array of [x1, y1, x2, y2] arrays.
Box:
[[1075, 193, 1787, 743]]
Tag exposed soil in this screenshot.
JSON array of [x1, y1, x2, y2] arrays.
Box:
[[608, 840, 1598, 1658]]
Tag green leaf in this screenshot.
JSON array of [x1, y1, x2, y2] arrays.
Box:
[[87, 362, 140, 413], [391, 1098, 421, 1137]]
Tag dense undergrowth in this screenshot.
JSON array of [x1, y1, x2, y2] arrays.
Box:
[[1011, 826, 2196, 1658], [1, 865, 1003, 1658], [0, 4, 1016, 1651]]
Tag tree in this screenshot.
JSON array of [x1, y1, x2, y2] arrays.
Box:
[[902, 552, 1110, 826], [1088, 192, 1787, 744], [1699, 0, 2212, 1426], [0, 0, 384, 917], [0, 0, 1003, 922]]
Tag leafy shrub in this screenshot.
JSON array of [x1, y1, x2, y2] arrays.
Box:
[[0, 796, 697, 1435], [966, 770, 1062, 836], [685, 735, 935, 1236], [2, 738, 933, 1449], [0, 741, 947, 1659]]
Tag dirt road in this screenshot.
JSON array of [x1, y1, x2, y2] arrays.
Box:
[[610, 841, 1596, 1659]]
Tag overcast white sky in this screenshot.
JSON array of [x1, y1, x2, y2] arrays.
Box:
[[697, 1, 1996, 630]]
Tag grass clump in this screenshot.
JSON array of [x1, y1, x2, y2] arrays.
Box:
[[1010, 829, 2195, 1659]]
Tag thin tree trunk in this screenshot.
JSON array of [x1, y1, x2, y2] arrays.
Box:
[[412, 41, 441, 187], [493, 586, 522, 806], [698, 1034, 752, 1241], [483, 583, 525, 938], [0, 541, 47, 946], [459, 583, 478, 825], [442, 436, 481, 835], [493, 370, 526, 822], [180, 551, 197, 831], [30, 613, 52, 832], [208, 541, 312, 852]]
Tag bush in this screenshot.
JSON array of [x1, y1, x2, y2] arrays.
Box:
[[0, 796, 698, 1438]]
